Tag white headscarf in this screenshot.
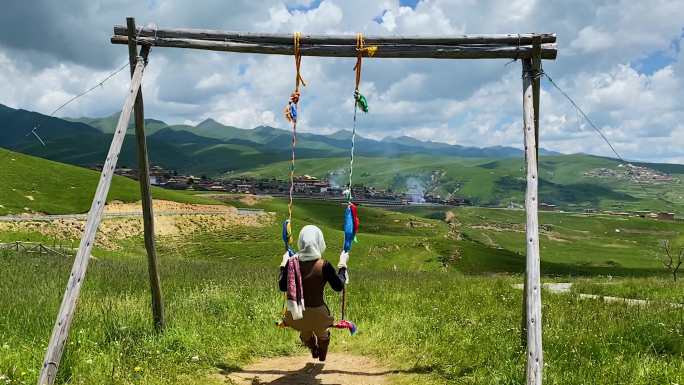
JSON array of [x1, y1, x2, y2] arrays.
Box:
[[297, 225, 326, 261]]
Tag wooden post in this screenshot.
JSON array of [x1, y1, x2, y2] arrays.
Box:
[[126, 17, 165, 331], [522, 58, 543, 385], [521, 38, 543, 348], [37, 57, 147, 385]]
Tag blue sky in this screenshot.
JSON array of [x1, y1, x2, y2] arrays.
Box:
[[632, 32, 682, 75], [399, 0, 420, 8], [287, 0, 323, 12], [290, 0, 418, 13], [0, 0, 683, 163]]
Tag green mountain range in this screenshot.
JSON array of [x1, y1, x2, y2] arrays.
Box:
[[1, 104, 557, 174], [1, 104, 683, 214]]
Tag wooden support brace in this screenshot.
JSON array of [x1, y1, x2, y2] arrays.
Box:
[[37, 57, 147, 385], [126, 17, 165, 331], [522, 58, 544, 385]]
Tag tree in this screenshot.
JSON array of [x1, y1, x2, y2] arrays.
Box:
[[659, 240, 683, 282]]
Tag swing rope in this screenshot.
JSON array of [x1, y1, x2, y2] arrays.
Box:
[[346, 100, 356, 202], [277, 32, 307, 328], [345, 33, 375, 201], [333, 34, 374, 335], [284, 32, 306, 247]]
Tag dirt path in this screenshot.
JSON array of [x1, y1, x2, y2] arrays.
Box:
[[0, 200, 271, 250], [222, 353, 403, 385], [512, 283, 683, 308]]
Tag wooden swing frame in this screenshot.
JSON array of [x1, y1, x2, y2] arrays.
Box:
[[38, 17, 556, 385]]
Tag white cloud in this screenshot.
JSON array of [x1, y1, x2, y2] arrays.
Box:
[[541, 62, 684, 161], [569, 26, 614, 54], [0, 0, 683, 163], [257, 1, 345, 32]]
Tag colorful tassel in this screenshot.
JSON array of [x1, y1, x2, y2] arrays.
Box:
[[355, 92, 369, 113], [343, 203, 359, 252], [333, 319, 357, 335], [282, 219, 294, 255], [284, 91, 301, 123]]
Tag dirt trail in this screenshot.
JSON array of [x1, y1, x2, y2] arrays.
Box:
[[222, 353, 403, 385], [511, 283, 683, 308], [204, 193, 272, 207], [103, 199, 242, 214], [0, 200, 271, 250]]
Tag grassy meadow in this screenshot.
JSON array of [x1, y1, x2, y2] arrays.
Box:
[[1, 196, 683, 384], [0, 148, 216, 216]]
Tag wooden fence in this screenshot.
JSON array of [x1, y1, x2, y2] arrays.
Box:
[[0, 241, 73, 257]]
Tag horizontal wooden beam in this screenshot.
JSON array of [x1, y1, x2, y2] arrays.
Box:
[[114, 25, 556, 46], [111, 35, 557, 60]]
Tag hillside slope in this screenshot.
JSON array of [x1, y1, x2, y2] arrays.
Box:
[[0, 148, 217, 215], [238, 154, 684, 214]]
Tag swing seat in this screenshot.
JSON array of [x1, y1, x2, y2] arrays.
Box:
[[333, 319, 357, 335], [276, 317, 357, 336]]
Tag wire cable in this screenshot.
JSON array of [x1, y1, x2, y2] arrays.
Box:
[[542, 72, 625, 163], [48, 62, 129, 118], [541, 69, 672, 203], [1, 22, 152, 165], [1, 61, 131, 164]]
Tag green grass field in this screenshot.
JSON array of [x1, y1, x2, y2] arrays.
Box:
[[0, 148, 219, 216], [1, 196, 682, 384]]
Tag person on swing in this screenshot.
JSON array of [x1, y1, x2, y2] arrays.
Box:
[[278, 225, 349, 361]]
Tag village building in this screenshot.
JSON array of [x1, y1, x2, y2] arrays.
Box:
[[657, 212, 675, 221], [540, 203, 558, 211]]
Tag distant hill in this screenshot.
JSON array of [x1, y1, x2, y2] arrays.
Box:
[[0, 104, 103, 149], [0, 103, 561, 174], [1, 104, 683, 214], [66, 112, 169, 135]]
